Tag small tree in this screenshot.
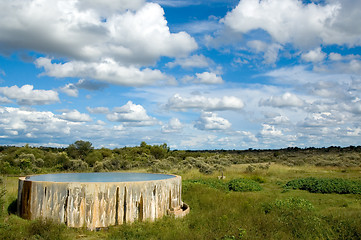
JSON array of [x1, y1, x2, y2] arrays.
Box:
[[67, 140, 93, 160], [149, 143, 169, 159]]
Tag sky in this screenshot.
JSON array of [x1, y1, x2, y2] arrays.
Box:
[[0, 0, 361, 150]]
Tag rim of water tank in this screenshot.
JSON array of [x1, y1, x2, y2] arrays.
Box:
[[19, 172, 180, 184]]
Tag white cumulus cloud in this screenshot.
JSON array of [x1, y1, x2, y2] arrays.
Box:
[[222, 0, 350, 48], [247, 41, 283, 65], [194, 112, 231, 130], [161, 118, 183, 133], [57, 110, 92, 122], [0, 107, 76, 138], [60, 83, 78, 97], [195, 72, 223, 84], [87, 106, 110, 114], [36, 57, 175, 87], [107, 101, 158, 126], [237, 130, 258, 142], [76, 0, 146, 15], [0, 1, 197, 87], [0, 85, 59, 105], [60, 79, 108, 97], [0, 1, 197, 64], [329, 52, 343, 61], [301, 47, 326, 63], [260, 124, 283, 137], [167, 54, 212, 69], [260, 92, 305, 108], [0, 96, 12, 104], [182, 71, 224, 85], [166, 94, 244, 111]]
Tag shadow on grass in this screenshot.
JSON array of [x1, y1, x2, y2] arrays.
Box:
[[7, 199, 17, 215]]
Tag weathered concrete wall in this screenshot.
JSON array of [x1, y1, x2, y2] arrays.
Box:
[[18, 175, 183, 230]]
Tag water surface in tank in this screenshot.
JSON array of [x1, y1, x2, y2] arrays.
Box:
[[27, 172, 176, 182]]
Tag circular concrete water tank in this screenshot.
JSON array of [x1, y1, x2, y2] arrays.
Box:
[[17, 172, 189, 230]]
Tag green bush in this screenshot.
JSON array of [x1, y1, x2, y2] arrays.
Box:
[[103, 158, 121, 171], [93, 161, 104, 172], [228, 178, 262, 192], [67, 160, 88, 171], [198, 163, 214, 175], [284, 177, 361, 194], [0, 161, 20, 174], [150, 159, 173, 173], [34, 158, 45, 167], [263, 197, 314, 214], [56, 152, 71, 170], [84, 151, 103, 167]]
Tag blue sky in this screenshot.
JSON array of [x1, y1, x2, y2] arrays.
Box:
[[0, 0, 361, 149]]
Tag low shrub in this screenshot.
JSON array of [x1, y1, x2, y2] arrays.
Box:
[[103, 158, 121, 171], [93, 161, 104, 172], [263, 197, 314, 214], [67, 159, 88, 171], [245, 165, 256, 173], [228, 178, 262, 192], [150, 160, 173, 173], [284, 177, 361, 194], [198, 163, 214, 175], [0, 161, 21, 174]]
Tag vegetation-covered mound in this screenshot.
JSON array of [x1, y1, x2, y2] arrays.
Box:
[[284, 177, 361, 194], [228, 178, 262, 192]]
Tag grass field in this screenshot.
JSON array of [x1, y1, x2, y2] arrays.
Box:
[[1, 163, 361, 239]]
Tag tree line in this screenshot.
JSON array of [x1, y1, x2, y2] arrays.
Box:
[[1, 141, 361, 175]]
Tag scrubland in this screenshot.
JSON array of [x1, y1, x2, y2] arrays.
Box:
[[1, 143, 361, 239]]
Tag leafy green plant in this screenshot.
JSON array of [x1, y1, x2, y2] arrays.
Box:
[[228, 178, 262, 192], [263, 197, 314, 214], [284, 177, 361, 194]]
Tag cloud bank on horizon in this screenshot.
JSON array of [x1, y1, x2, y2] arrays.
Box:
[[0, 0, 361, 149]]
